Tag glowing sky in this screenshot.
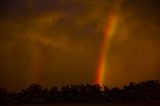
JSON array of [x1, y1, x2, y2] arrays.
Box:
[[0, 0, 160, 91]]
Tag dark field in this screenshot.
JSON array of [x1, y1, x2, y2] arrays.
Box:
[[1, 103, 160, 106]]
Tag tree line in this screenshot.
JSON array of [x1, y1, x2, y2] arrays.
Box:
[[0, 80, 160, 104]]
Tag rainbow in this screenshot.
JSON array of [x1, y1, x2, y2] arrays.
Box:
[[95, 0, 123, 86], [96, 14, 118, 86]]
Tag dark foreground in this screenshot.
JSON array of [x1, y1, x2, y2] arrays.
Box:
[[0, 80, 160, 105], [0, 103, 160, 106]]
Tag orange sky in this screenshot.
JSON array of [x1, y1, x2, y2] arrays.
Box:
[[0, 0, 160, 91]]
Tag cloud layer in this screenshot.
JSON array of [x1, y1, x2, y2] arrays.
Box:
[[0, 0, 160, 91]]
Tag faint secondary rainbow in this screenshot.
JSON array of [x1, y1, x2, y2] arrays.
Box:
[[30, 43, 44, 84]]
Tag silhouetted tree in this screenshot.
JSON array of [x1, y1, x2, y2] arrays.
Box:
[[0, 88, 10, 104], [0, 80, 160, 104], [46, 86, 60, 103], [18, 84, 46, 104], [103, 86, 111, 102]]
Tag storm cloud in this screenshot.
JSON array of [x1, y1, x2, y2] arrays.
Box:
[[0, 0, 160, 91]]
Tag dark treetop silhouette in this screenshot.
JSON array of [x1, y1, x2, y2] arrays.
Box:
[[0, 80, 160, 104]]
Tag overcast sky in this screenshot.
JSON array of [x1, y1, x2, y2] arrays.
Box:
[[0, 0, 160, 91]]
